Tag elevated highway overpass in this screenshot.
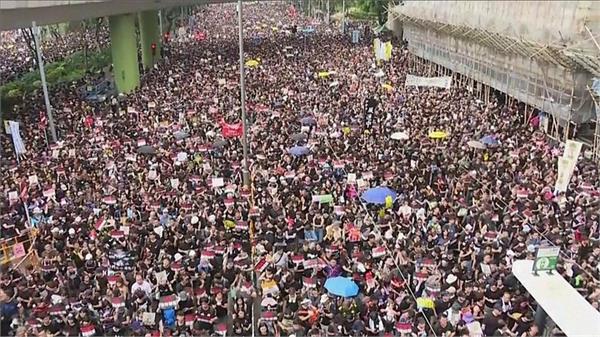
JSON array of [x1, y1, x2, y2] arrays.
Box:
[[0, 0, 242, 31], [0, 0, 259, 93]]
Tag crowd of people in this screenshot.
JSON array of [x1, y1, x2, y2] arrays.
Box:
[[0, 23, 109, 84], [0, 3, 599, 337]]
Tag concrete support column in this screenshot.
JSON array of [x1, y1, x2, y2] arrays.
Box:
[[138, 10, 161, 69], [109, 13, 140, 93]]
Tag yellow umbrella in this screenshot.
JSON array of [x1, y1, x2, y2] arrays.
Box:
[[245, 59, 260, 68], [382, 83, 393, 91], [428, 131, 448, 139], [271, 26, 279, 32], [224, 219, 236, 230], [318, 71, 330, 78]]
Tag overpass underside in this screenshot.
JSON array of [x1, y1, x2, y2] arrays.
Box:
[[389, 3, 600, 162]]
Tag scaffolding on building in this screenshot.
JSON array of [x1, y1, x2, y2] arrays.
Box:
[[389, 7, 600, 161]]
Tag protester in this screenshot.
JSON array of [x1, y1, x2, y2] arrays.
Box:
[[0, 3, 599, 337]]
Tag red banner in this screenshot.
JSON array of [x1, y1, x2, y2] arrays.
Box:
[[221, 120, 243, 138]]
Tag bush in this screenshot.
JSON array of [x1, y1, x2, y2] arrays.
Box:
[[0, 48, 111, 108]]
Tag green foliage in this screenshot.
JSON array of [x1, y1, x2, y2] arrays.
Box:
[[0, 48, 111, 108]]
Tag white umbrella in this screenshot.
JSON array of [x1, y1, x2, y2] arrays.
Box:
[[390, 131, 409, 140], [467, 140, 486, 150], [374, 69, 385, 78]]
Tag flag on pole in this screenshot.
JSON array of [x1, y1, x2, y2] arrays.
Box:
[[9, 121, 26, 154]]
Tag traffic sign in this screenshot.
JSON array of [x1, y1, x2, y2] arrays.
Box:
[[533, 246, 560, 273]]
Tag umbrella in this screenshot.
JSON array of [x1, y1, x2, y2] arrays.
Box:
[[301, 116, 316, 126], [467, 140, 486, 149], [137, 145, 156, 155], [382, 83, 393, 91], [361, 186, 397, 204], [374, 69, 385, 78], [480, 135, 499, 146], [291, 132, 308, 141], [173, 131, 189, 140], [428, 131, 448, 139], [245, 59, 260, 67], [213, 139, 228, 148], [324, 277, 359, 297], [390, 131, 409, 140], [288, 145, 310, 157]]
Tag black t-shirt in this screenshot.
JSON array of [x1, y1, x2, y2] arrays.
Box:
[[484, 287, 503, 308], [432, 321, 454, 336], [483, 314, 502, 336]]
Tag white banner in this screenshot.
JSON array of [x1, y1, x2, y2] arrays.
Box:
[[555, 156, 575, 193], [563, 140, 583, 162], [9, 121, 26, 154], [405, 75, 452, 89]]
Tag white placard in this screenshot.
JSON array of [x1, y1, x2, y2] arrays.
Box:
[[8, 191, 18, 202], [212, 177, 224, 188], [120, 225, 130, 236], [148, 170, 157, 181], [155, 270, 167, 285], [347, 173, 357, 183], [153, 226, 164, 238], [177, 152, 188, 162], [170, 178, 180, 189], [52, 150, 60, 159], [28, 175, 39, 185], [357, 179, 367, 188]]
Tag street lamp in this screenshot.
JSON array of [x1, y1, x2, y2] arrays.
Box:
[[237, 0, 251, 188]]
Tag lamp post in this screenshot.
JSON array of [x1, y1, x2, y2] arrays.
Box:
[[32, 21, 57, 143], [237, 0, 250, 188]]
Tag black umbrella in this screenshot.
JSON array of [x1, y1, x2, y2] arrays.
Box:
[[213, 139, 228, 148], [291, 132, 308, 141], [137, 145, 157, 155], [174, 130, 190, 140]]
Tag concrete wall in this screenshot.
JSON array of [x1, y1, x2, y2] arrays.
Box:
[[399, 1, 600, 54]]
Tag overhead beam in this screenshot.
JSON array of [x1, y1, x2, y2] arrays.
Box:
[[0, 0, 267, 31]]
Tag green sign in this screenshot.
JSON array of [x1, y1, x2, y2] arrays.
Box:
[[533, 246, 560, 272]]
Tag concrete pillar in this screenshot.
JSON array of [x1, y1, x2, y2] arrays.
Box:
[[109, 13, 140, 93], [138, 10, 161, 69]]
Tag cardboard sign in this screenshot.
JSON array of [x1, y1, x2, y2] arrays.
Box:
[[170, 178, 180, 189], [12, 242, 26, 258], [148, 170, 157, 181]]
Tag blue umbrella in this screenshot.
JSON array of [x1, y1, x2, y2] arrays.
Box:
[[288, 145, 310, 157], [361, 186, 397, 204], [301, 116, 316, 126], [480, 135, 499, 146], [324, 277, 359, 297]]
